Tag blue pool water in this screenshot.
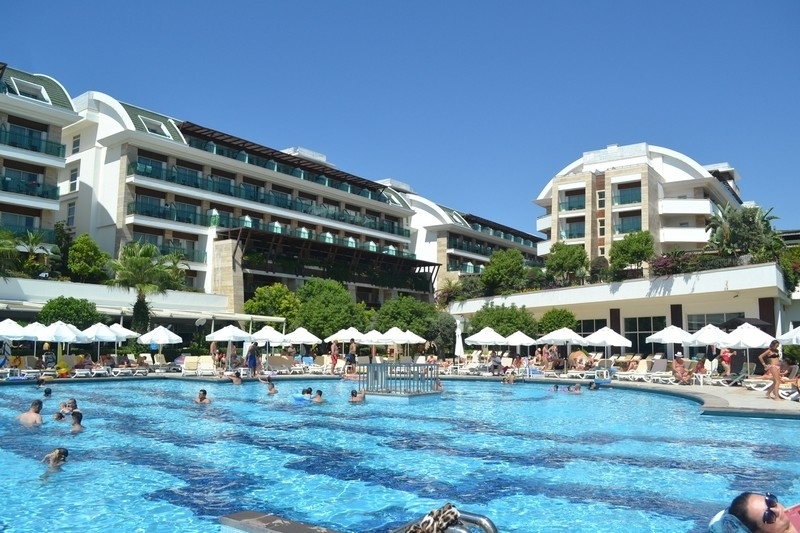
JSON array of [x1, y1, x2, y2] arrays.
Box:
[[0, 378, 798, 533]]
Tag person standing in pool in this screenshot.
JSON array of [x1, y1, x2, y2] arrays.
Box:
[[17, 399, 43, 427], [42, 448, 68, 469], [349, 389, 365, 403], [70, 411, 85, 433], [195, 389, 211, 403], [312, 390, 324, 403]]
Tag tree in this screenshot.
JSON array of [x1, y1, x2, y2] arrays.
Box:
[[705, 203, 737, 257], [373, 295, 438, 336], [426, 312, 456, 355], [107, 241, 176, 333], [589, 256, 609, 283], [68, 234, 110, 283], [294, 278, 368, 340], [545, 242, 588, 283], [16, 230, 51, 278], [435, 278, 462, 308], [244, 283, 301, 327], [161, 249, 189, 290], [54, 221, 74, 278], [481, 249, 526, 295], [706, 204, 784, 260], [608, 231, 654, 280], [456, 276, 484, 300], [778, 246, 800, 294], [38, 296, 102, 330], [0, 230, 16, 279], [537, 308, 577, 335], [468, 303, 537, 338]]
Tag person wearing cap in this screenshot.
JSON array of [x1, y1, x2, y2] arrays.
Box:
[[671, 352, 693, 385]]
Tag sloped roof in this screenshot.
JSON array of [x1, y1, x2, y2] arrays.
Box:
[[118, 101, 183, 141], [0, 62, 73, 110]]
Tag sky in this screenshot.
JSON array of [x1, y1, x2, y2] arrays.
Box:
[[5, 1, 799, 233]]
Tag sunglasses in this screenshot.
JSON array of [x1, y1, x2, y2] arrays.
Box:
[[763, 493, 779, 525]]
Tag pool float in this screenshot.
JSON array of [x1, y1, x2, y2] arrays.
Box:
[[593, 368, 612, 387], [292, 393, 311, 403]]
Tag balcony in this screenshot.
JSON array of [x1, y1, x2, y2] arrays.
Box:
[[159, 245, 206, 263], [658, 198, 718, 216], [0, 129, 66, 158], [612, 189, 641, 206], [659, 226, 711, 243], [128, 162, 411, 238], [1, 223, 55, 243], [560, 223, 586, 240], [613, 217, 642, 235], [537, 240, 553, 256], [1, 173, 59, 200], [536, 213, 552, 233], [559, 197, 586, 212], [447, 237, 495, 257]]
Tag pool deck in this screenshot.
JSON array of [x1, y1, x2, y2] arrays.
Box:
[[4, 371, 799, 419]]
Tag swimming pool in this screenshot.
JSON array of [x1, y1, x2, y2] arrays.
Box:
[[0, 378, 797, 533]]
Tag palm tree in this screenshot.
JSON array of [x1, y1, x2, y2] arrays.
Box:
[[107, 241, 176, 332], [705, 203, 737, 257], [0, 233, 17, 279]]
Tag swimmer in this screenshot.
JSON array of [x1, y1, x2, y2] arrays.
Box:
[[70, 410, 85, 433], [312, 390, 324, 403], [349, 389, 365, 403], [17, 399, 43, 427], [549, 385, 559, 392], [226, 371, 242, 385], [258, 375, 278, 394], [588, 382, 598, 390], [571, 384, 582, 394], [53, 412, 65, 422], [195, 389, 211, 404], [42, 447, 68, 469], [43, 387, 52, 398], [302, 387, 312, 399]]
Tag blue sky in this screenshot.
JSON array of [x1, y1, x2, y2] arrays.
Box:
[[6, 0, 799, 233]]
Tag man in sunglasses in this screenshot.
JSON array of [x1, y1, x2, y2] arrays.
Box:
[[714, 492, 799, 533]]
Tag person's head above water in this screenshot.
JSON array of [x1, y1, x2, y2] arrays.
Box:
[[726, 492, 798, 533]]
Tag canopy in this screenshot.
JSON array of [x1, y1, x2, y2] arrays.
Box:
[[0, 318, 29, 341], [688, 324, 733, 347], [645, 325, 694, 345], [724, 323, 775, 349], [138, 325, 183, 345], [109, 323, 140, 339], [777, 325, 800, 346], [39, 321, 89, 343], [324, 327, 363, 343], [454, 322, 464, 357], [464, 326, 508, 346], [504, 331, 537, 346], [378, 327, 412, 344], [82, 323, 121, 343], [252, 325, 286, 344], [536, 327, 587, 346], [359, 329, 385, 345], [284, 327, 322, 345], [718, 317, 772, 331], [583, 327, 631, 348], [404, 330, 426, 344], [206, 324, 254, 343]]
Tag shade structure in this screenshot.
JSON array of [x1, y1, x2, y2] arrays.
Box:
[[252, 325, 287, 345], [584, 327, 632, 348], [109, 323, 140, 339], [205, 324, 254, 343], [378, 327, 411, 344], [284, 327, 322, 345], [40, 321, 89, 344], [404, 330, 426, 345], [82, 323, 122, 362], [0, 318, 28, 341], [645, 325, 694, 345], [536, 327, 587, 346], [504, 331, 537, 346], [718, 317, 772, 331], [777, 325, 800, 346], [20, 322, 48, 359], [138, 325, 183, 346], [324, 327, 363, 343], [724, 323, 775, 349], [688, 324, 733, 347], [358, 329, 385, 345], [454, 328, 464, 357], [464, 326, 508, 346]]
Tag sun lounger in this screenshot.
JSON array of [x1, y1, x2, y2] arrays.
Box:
[[90, 366, 110, 377], [112, 367, 133, 377], [710, 363, 755, 387], [615, 360, 651, 381], [267, 356, 291, 375], [181, 356, 200, 376], [197, 356, 217, 376], [70, 368, 92, 378]]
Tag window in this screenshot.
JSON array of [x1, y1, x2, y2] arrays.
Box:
[[139, 116, 171, 138], [599, 246, 605, 256], [598, 219, 605, 237], [623, 315, 667, 354], [10, 78, 51, 103], [597, 191, 606, 209], [66, 202, 76, 227], [71, 135, 80, 155], [69, 167, 79, 192], [687, 313, 744, 333]]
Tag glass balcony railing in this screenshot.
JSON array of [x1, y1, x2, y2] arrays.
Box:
[[0, 173, 59, 199], [614, 218, 642, 235], [128, 161, 411, 238], [561, 224, 586, 239], [447, 237, 495, 256], [612, 189, 642, 206], [159, 245, 206, 263], [1, 223, 56, 243], [0, 129, 66, 158], [559, 197, 586, 211]]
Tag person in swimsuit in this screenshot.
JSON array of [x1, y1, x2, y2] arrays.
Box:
[[759, 340, 783, 401], [723, 491, 798, 533], [329, 341, 339, 375]]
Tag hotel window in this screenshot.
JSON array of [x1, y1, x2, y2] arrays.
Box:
[[71, 135, 80, 154], [10, 78, 51, 103], [623, 316, 667, 354], [599, 246, 605, 256], [597, 191, 605, 209], [598, 219, 605, 237], [687, 312, 744, 333], [69, 166, 78, 192], [66, 202, 76, 227], [139, 116, 171, 138]]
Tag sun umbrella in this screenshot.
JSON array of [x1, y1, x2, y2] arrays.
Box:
[[505, 331, 537, 346], [536, 327, 587, 346], [205, 324, 254, 343], [464, 327, 508, 345], [82, 323, 121, 363], [454, 320, 465, 358], [777, 325, 800, 346], [358, 329, 385, 345], [723, 323, 776, 373], [252, 325, 287, 345], [324, 327, 363, 343], [0, 318, 28, 341], [645, 325, 694, 345], [378, 327, 411, 344], [20, 322, 47, 360], [688, 324, 733, 348], [39, 321, 90, 365], [109, 323, 140, 357], [138, 325, 183, 346], [404, 330, 426, 345], [583, 326, 632, 358], [284, 327, 322, 345]]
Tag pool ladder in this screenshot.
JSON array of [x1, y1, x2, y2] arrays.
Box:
[[392, 510, 499, 533]]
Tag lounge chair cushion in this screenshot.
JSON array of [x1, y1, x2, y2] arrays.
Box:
[[707, 509, 749, 533]]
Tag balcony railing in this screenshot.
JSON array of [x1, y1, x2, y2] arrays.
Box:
[[612, 189, 642, 206], [1, 224, 56, 243], [559, 197, 586, 211], [1, 173, 59, 199], [447, 237, 496, 256], [614, 218, 642, 235], [560, 225, 586, 239], [0, 129, 66, 158], [128, 161, 411, 238], [159, 245, 206, 263]]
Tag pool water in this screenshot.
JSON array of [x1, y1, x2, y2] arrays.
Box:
[[0, 378, 798, 533]]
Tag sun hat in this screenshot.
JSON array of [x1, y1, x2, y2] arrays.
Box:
[[675, 352, 683, 357]]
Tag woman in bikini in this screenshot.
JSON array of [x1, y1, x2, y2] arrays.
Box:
[[758, 340, 782, 401]]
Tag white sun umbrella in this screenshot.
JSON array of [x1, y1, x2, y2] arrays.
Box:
[[82, 323, 120, 363], [645, 325, 694, 345], [724, 323, 776, 372], [358, 329, 385, 345], [138, 325, 183, 346], [109, 323, 140, 357], [379, 326, 412, 344], [777, 325, 800, 346], [536, 327, 587, 346], [324, 327, 363, 343], [21, 322, 47, 359], [205, 324, 254, 343], [404, 330, 426, 345], [284, 327, 322, 345], [454, 320, 465, 358], [0, 318, 28, 341], [252, 324, 287, 346], [584, 326, 632, 359], [40, 321, 90, 364], [464, 326, 508, 345], [688, 324, 733, 348], [505, 331, 537, 347]]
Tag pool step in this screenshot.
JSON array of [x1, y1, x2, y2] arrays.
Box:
[[220, 511, 340, 533]]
